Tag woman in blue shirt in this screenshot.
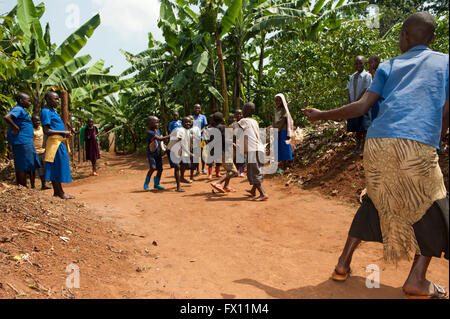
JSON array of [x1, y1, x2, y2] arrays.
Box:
[[4, 93, 41, 187]]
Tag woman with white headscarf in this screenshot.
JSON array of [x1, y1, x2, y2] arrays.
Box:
[[273, 93, 294, 173]]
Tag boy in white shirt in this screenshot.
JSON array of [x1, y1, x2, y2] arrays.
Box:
[[237, 103, 268, 201]]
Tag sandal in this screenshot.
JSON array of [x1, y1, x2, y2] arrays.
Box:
[[331, 267, 352, 282], [405, 283, 449, 299], [224, 187, 236, 193]]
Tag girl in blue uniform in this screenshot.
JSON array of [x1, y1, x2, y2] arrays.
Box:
[[3, 93, 40, 187], [40, 91, 74, 199]]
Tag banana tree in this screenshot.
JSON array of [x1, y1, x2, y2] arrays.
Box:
[[6, 0, 119, 115], [198, 0, 243, 121]]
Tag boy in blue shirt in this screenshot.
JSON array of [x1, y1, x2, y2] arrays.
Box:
[[192, 104, 208, 175], [304, 12, 449, 299], [3, 93, 40, 187], [168, 111, 182, 134], [144, 116, 169, 191]]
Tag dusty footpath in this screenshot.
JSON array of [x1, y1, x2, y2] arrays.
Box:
[[1, 153, 448, 299]]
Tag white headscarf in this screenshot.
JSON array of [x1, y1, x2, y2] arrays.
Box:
[[275, 93, 294, 138]]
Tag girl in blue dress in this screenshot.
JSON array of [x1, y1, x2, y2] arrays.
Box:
[[40, 91, 74, 199]]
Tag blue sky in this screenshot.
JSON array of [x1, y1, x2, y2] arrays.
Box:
[[0, 0, 164, 75]]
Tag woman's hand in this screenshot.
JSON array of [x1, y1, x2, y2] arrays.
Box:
[[11, 127, 20, 135]]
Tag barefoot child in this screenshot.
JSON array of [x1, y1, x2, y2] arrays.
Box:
[[31, 114, 50, 190], [167, 117, 192, 192], [238, 103, 268, 201], [144, 116, 169, 191], [210, 112, 238, 193], [40, 91, 74, 199], [180, 115, 199, 183]]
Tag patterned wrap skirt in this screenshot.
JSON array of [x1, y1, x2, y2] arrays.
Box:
[[360, 138, 447, 263]]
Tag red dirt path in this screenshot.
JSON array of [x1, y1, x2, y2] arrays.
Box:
[[56, 152, 449, 299]]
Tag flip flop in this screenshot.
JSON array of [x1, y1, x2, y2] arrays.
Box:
[[224, 187, 236, 193], [331, 267, 352, 282], [210, 183, 226, 193], [405, 283, 449, 299], [175, 187, 186, 193]]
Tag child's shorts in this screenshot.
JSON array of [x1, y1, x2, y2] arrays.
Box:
[[223, 162, 237, 177], [148, 152, 163, 170], [246, 151, 264, 185]]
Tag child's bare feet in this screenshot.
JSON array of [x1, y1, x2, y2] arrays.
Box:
[[246, 189, 256, 197], [181, 178, 192, 184], [211, 183, 226, 193]]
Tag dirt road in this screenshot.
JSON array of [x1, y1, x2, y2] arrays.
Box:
[[63, 153, 449, 299]]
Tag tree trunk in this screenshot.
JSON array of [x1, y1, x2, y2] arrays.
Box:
[[215, 20, 229, 122], [234, 29, 243, 111], [161, 98, 169, 136], [256, 32, 266, 119], [61, 91, 70, 128], [210, 50, 219, 112]]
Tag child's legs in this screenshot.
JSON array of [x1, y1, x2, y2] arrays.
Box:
[[91, 159, 97, 172], [29, 171, 35, 188], [156, 169, 163, 179], [40, 174, 47, 188], [16, 171, 27, 187], [147, 168, 156, 178]]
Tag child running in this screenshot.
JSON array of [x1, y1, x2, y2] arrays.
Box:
[[210, 112, 238, 193], [144, 116, 169, 191], [238, 103, 268, 201]]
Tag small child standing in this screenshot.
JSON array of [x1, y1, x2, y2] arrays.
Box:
[[204, 114, 222, 180], [210, 112, 238, 193], [238, 103, 268, 201], [167, 117, 192, 192], [144, 116, 169, 191], [31, 114, 50, 190]]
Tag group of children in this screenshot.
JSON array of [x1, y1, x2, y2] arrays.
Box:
[[144, 103, 268, 201]]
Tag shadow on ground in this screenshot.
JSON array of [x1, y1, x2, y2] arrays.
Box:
[[233, 277, 404, 299]]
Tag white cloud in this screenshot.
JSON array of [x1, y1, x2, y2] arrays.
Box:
[[92, 0, 163, 42]]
